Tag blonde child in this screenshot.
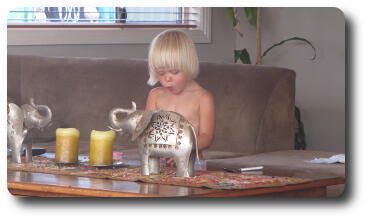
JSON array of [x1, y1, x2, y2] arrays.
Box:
[[145, 29, 216, 167]]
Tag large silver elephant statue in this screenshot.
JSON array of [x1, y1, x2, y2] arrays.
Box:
[[109, 102, 199, 177], [7, 98, 52, 163]]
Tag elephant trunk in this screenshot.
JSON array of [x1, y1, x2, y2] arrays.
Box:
[[108, 108, 127, 131], [108, 102, 137, 131], [22, 98, 52, 129]]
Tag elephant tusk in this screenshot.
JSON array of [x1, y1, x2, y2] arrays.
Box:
[[107, 126, 122, 132]]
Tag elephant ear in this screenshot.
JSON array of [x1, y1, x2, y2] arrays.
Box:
[[132, 111, 155, 141], [7, 103, 25, 137]]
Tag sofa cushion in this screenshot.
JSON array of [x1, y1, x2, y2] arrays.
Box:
[[207, 150, 345, 179], [202, 150, 245, 160], [119, 148, 245, 160]]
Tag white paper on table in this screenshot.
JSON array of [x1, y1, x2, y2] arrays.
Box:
[[305, 154, 345, 164]]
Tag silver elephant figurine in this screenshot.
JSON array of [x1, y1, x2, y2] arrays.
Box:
[[7, 98, 52, 163], [109, 102, 199, 177]]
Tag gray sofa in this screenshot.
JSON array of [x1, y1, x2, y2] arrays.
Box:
[[7, 55, 345, 196]]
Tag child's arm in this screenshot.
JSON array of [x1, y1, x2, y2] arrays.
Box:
[[197, 91, 216, 151]]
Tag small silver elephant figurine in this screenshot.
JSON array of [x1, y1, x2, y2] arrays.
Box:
[[7, 98, 52, 163], [109, 102, 199, 177]]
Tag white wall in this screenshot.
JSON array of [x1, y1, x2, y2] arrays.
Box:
[[235, 7, 345, 153]]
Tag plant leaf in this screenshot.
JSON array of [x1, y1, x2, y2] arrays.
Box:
[[234, 49, 252, 64], [226, 7, 237, 27], [227, 7, 243, 37], [262, 37, 317, 60], [244, 7, 258, 27]]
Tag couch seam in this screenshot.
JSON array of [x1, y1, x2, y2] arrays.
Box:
[[254, 73, 295, 153]]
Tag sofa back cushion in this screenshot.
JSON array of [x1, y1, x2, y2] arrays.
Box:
[[8, 55, 295, 155]]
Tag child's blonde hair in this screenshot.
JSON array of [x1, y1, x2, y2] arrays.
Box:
[[147, 29, 199, 86]]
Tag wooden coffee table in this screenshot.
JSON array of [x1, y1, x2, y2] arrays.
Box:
[[7, 171, 343, 197], [7, 159, 344, 197]]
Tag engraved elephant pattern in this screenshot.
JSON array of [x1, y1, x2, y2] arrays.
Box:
[[109, 102, 199, 177]]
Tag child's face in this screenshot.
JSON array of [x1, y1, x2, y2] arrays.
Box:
[[156, 68, 189, 94]]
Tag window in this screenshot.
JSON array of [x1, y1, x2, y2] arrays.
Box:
[[7, 7, 211, 45], [8, 7, 196, 28]]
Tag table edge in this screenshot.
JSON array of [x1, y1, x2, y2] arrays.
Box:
[[7, 176, 345, 197]]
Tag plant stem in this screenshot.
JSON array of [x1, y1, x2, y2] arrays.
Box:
[[256, 7, 262, 65]]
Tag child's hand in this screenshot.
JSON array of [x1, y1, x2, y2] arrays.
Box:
[[165, 158, 176, 168]]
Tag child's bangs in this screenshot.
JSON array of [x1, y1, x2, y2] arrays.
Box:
[[148, 29, 199, 83], [152, 49, 185, 72]]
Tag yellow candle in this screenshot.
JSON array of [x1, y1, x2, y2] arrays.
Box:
[[89, 130, 116, 166], [55, 128, 80, 164]]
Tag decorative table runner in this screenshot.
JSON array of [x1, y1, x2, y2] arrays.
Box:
[[8, 156, 311, 190]]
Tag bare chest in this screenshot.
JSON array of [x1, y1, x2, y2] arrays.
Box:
[[156, 94, 200, 130]]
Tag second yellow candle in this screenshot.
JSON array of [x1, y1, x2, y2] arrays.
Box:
[[89, 130, 116, 166]]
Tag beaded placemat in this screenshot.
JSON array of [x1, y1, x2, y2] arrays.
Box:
[[8, 156, 311, 190]]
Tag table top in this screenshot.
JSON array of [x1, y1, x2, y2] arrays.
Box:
[[8, 170, 226, 197], [7, 170, 344, 197], [7, 153, 345, 197], [7, 164, 345, 197]]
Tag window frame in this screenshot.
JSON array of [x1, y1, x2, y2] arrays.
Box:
[[7, 8, 211, 45]]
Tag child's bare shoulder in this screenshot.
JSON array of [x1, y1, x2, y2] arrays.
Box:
[[197, 87, 215, 112], [198, 86, 214, 101], [148, 87, 165, 98]]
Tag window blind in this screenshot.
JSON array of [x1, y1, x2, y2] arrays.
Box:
[[7, 7, 200, 29]]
